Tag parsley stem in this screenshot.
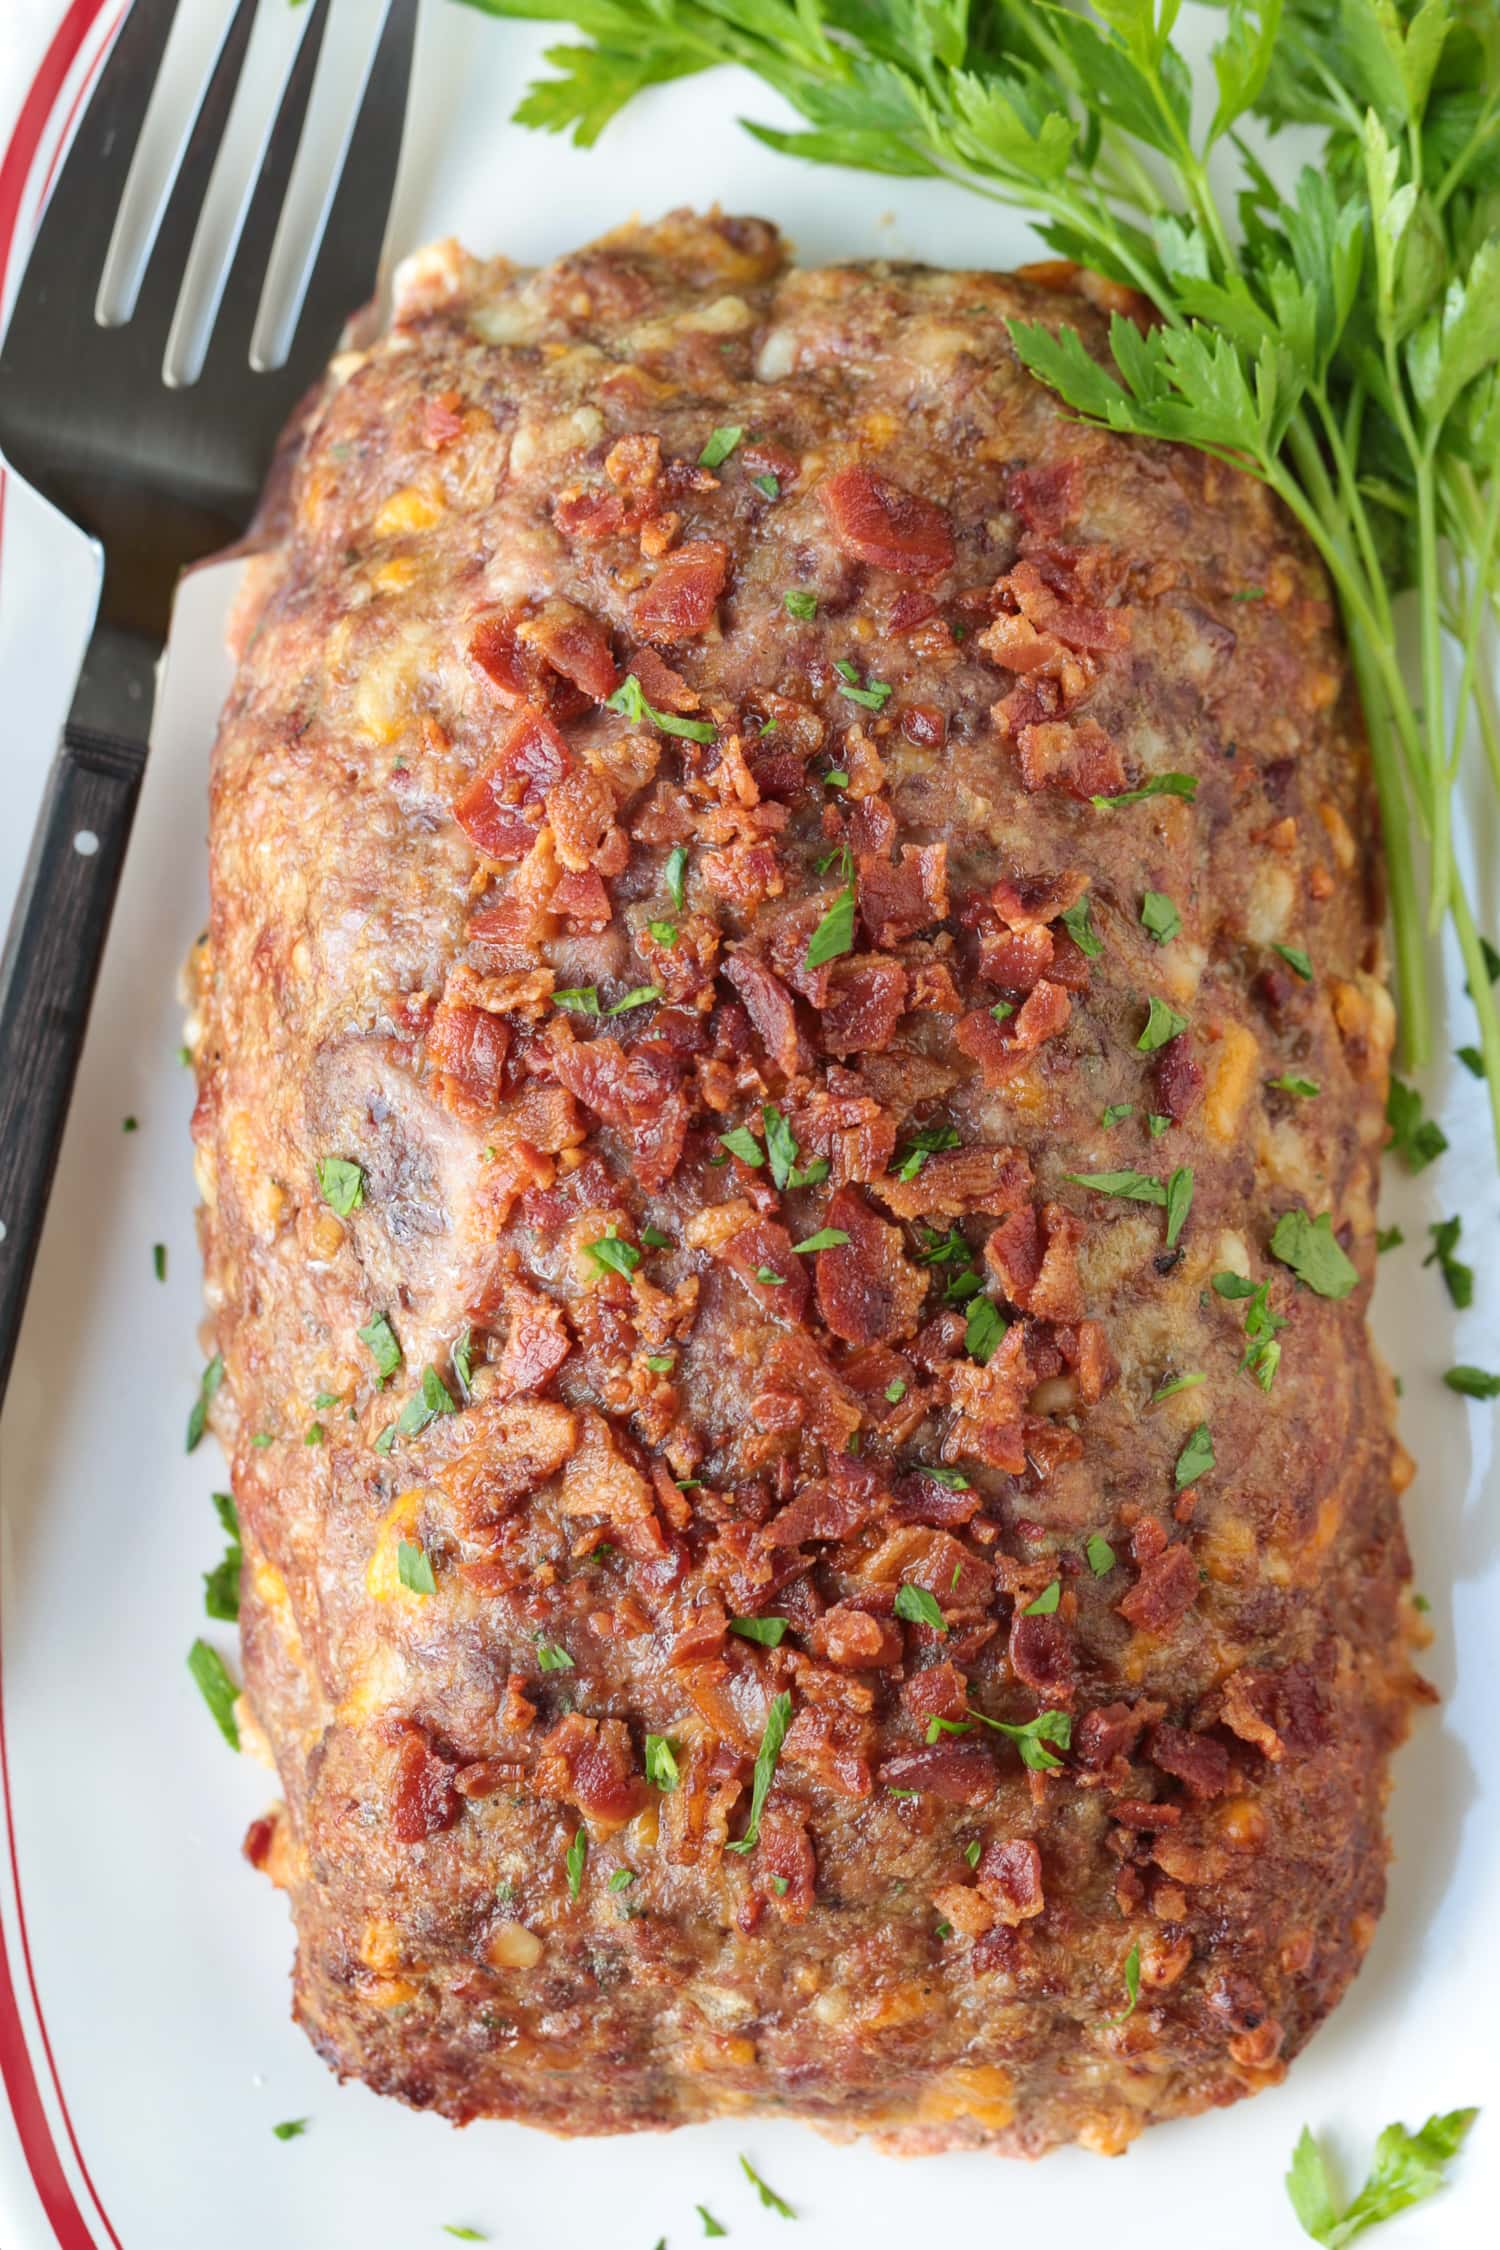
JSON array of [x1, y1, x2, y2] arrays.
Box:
[[1416, 450, 1451, 937]]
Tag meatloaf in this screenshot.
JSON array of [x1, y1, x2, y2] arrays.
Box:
[[191, 210, 1421, 2155]]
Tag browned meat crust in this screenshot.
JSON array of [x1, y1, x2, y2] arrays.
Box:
[[193, 210, 1420, 2156]]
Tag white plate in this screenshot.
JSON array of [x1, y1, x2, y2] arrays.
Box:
[[0, 6, 1497, 2247]]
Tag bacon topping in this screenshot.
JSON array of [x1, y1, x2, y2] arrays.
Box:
[[630, 539, 730, 641], [857, 842, 949, 948], [1015, 717, 1127, 799], [390, 1729, 462, 1845], [1120, 1544, 1202, 1633], [820, 956, 908, 1056], [977, 1837, 1045, 1925], [820, 464, 955, 577], [1149, 1723, 1230, 1800], [955, 982, 1071, 1082], [1154, 1033, 1206, 1124], [427, 1002, 509, 1120], [813, 1186, 927, 1346], [878, 1743, 996, 1805]]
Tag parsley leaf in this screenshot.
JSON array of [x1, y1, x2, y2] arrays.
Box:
[[1445, 1366, 1500, 1399], [1385, 1078, 1447, 1172], [664, 845, 688, 912], [397, 1540, 436, 1596], [645, 1733, 680, 1790], [967, 1706, 1072, 1773], [535, 1636, 574, 1672], [1101, 1103, 1135, 1128], [762, 1103, 798, 1189], [606, 983, 662, 1015], [553, 985, 601, 1015], [1138, 996, 1189, 1051], [1286, 2109, 1477, 2247], [965, 1293, 1007, 1364], [357, 1311, 402, 1384], [1165, 1165, 1194, 1248], [726, 1691, 793, 1854], [1109, 1941, 1142, 2024], [607, 673, 715, 742], [894, 1122, 961, 1181], [396, 1365, 458, 1437], [1023, 1580, 1060, 1615], [740, 2157, 795, 2219], [894, 1583, 946, 1634], [1268, 1074, 1320, 1098], [187, 1638, 239, 1749], [584, 1232, 643, 1279], [729, 1615, 789, 1646], [1423, 1216, 1474, 1308], [1085, 1534, 1116, 1576], [1174, 1422, 1215, 1489], [186, 1354, 225, 1454], [833, 657, 892, 711], [316, 1156, 365, 1216], [1270, 1207, 1359, 1299], [784, 589, 818, 620], [1141, 891, 1181, 943], [1274, 942, 1314, 981], [565, 1826, 587, 1899], [1060, 895, 1103, 958], [697, 2212, 727, 2240], [792, 1228, 850, 1253], [803, 881, 856, 972], [1066, 1169, 1167, 1206], [271, 2119, 309, 2142], [698, 423, 744, 468], [1092, 774, 1198, 808]]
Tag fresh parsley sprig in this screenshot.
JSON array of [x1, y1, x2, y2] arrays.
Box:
[[478, 0, 1500, 1161]]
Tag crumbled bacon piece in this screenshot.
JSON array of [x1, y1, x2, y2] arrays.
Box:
[[813, 1185, 926, 1346], [977, 1837, 1045, 1924], [985, 1201, 1085, 1322], [1015, 716, 1126, 798], [390, 1729, 462, 1845], [979, 924, 1054, 992], [820, 955, 908, 1056], [723, 949, 803, 1079], [550, 1033, 690, 1189], [439, 1400, 577, 1528], [955, 982, 1071, 1082], [1075, 1701, 1147, 1772], [545, 767, 628, 876], [723, 1218, 811, 1325], [903, 1662, 968, 1729], [765, 1457, 886, 1547], [604, 433, 661, 492], [552, 485, 629, 542], [1154, 1033, 1205, 1124], [630, 539, 730, 641], [1007, 460, 1082, 537], [876, 1141, 1032, 1220], [1009, 1610, 1074, 1698], [518, 598, 619, 701], [427, 1002, 510, 1120], [242, 1815, 275, 1870], [808, 1607, 903, 1669], [878, 1743, 996, 1804], [901, 703, 947, 748], [991, 869, 1090, 929], [753, 1805, 817, 1920], [820, 464, 955, 577], [1120, 1545, 1201, 1633], [421, 389, 466, 449], [1149, 1723, 1230, 1800], [857, 842, 948, 948], [533, 1713, 647, 1828], [549, 868, 613, 929]]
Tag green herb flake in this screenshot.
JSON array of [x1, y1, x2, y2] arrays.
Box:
[[1060, 895, 1103, 959], [802, 881, 857, 972], [606, 673, 715, 742], [1140, 892, 1181, 944], [645, 1733, 681, 1791], [584, 1232, 643, 1280], [885, 1378, 907, 1404], [751, 471, 781, 499], [664, 846, 688, 912], [647, 919, 677, 946], [698, 423, 744, 468], [1274, 943, 1314, 981], [755, 1265, 785, 1287], [967, 1705, 1072, 1773], [740, 2156, 795, 2219], [1286, 2109, 1477, 2248], [396, 1365, 458, 1437], [1101, 1103, 1134, 1128], [358, 1312, 402, 1384], [1023, 1580, 1061, 1615], [1385, 1079, 1448, 1173], [1376, 1226, 1404, 1254], [185, 1354, 225, 1454], [894, 1583, 947, 1634], [1164, 1165, 1194, 1249], [565, 1827, 587, 1899], [1109, 1942, 1142, 2024], [1085, 1534, 1116, 1576], [187, 1639, 239, 1749], [1174, 1422, 1215, 1489], [1092, 774, 1197, 808], [122, 1115, 138, 1133], [316, 1156, 365, 1216], [397, 1540, 436, 1597], [720, 1124, 764, 1168], [894, 1123, 961, 1181], [1065, 1169, 1167, 1208], [1423, 1216, 1474, 1309], [725, 1691, 793, 1855], [608, 1868, 635, 1893], [784, 589, 818, 621], [1456, 1044, 1484, 1078], [442, 2230, 487, 2243], [792, 1228, 851, 1254], [965, 1293, 1007, 1365], [1138, 996, 1189, 1052], [729, 1615, 790, 1647], [645, 1352, 675, 1374], [606, 983, 662, 1015], [271, 2119, 309, 2142], [833, 658, 892, 712], [152, 1242, 167, 1282], [1445, 1366, 1500, 1399], [1268, 1075, 1320, 1098], [697, 2210, 727, 2240], [535, 1637, 575, 1673], [1269, 1208, 1359, 1300], [553, 985, 601, 1015], [304, 1421, 325, 1447]]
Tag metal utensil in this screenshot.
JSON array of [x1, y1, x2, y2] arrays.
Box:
[[0, 0, 416, 1399]]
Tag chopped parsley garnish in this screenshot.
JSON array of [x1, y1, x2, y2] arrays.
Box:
[[920, 1466, 970, 1489], [645, 1352, 675, 1374], [1230, 587, 1265, 601], [803, 880, 857, 972], [1274, 943, 1314, 981], [452, 1326, 474, 1393], [1376, 1225, 1404, 1253], [833, 657, 892, 711], [1385, 1078, 1448, 1172], [645, 1733, 681, 1790], [316, 1156, 365, 1216], [740, 2156, 795, 2219], [1174, 1422, 1215, 1489], [965, 1294, 1006, 1365], [1138, 996, 1188, 1051], [358, 1311, 402, 1384], [1140, 891, 1181, 944], [964, 1838, 982, 1868], [1164, 1165, 1194, 1248], [968, 1705, 1072, 1772], [373, 1426, 396, 1454], [396, 1365, 458, 1437], [885, 1378, 907, 1404], [792, 1228, 850, 1253], [916, 1222, 969, 1266], [1445, 1365, 1500, 1399], [153, 1242, 166, 1282], [1065, 1169, 1167, 1207], [1148, 1113, 1171, 1136], [784, 589, 818, 620], [608, 1868, 635, 1893], [187, 1638, 239, 1749], [1269, 1208, 1359, 1300], [203, 1491, 242, 1622], [1423, 1216, 1473, 1309], [989, 997, 1015, 1021], [824, 767, 849, 788], [698, 423, 744, 468], [535, 1637, 575, 1672], [1268, 1074, 1320, 1098], [888, 1787, 920, 1802], [607, 673, 715, 742], [1109, 1942, 1142, 2024], [720, 1124, 764, 1167], [752, 471, 781, 499], [1085, 1534, 1116, 1576], [664, 845, 688, 912], [726, 1690, 793, 1855], [1101, 1103, 1134, 1128], [1023, 1580, 1060, 1615], [894, 1122, 961, 1181], [553, 985, 601, 1015], [894, 1583, 947, 1634], [442, 2230, 487, 2244], [755, 1265, 785, 1286], [1457, 1044, 1484, 1077], [697, 2211, 727, 2240], [1060, 895, 1103, 958], [397, 1540, 436, 1596], [762, 1103, 796, 1189], [648, 918, 677, 946], [304, 1422, 325, 1447], [186, 1354, 225, 1454], [729, 1615, 789, 1646], [1152, 1370, 1206, 1402], [584, 1231, 643, 1279], [1092, 773, 1198, 807], [1213, 1271, 1288, 1391], [1286, 2107, 1477, 2248], [271, 2119, 309, 2142], [565, 1827, 587, 1899], [606, 983, 662, 1014]]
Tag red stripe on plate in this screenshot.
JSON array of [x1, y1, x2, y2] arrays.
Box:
[[0, 6, 128, 2240]]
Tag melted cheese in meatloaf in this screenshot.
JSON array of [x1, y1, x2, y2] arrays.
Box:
[[192, 210, 1422, 2153]]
